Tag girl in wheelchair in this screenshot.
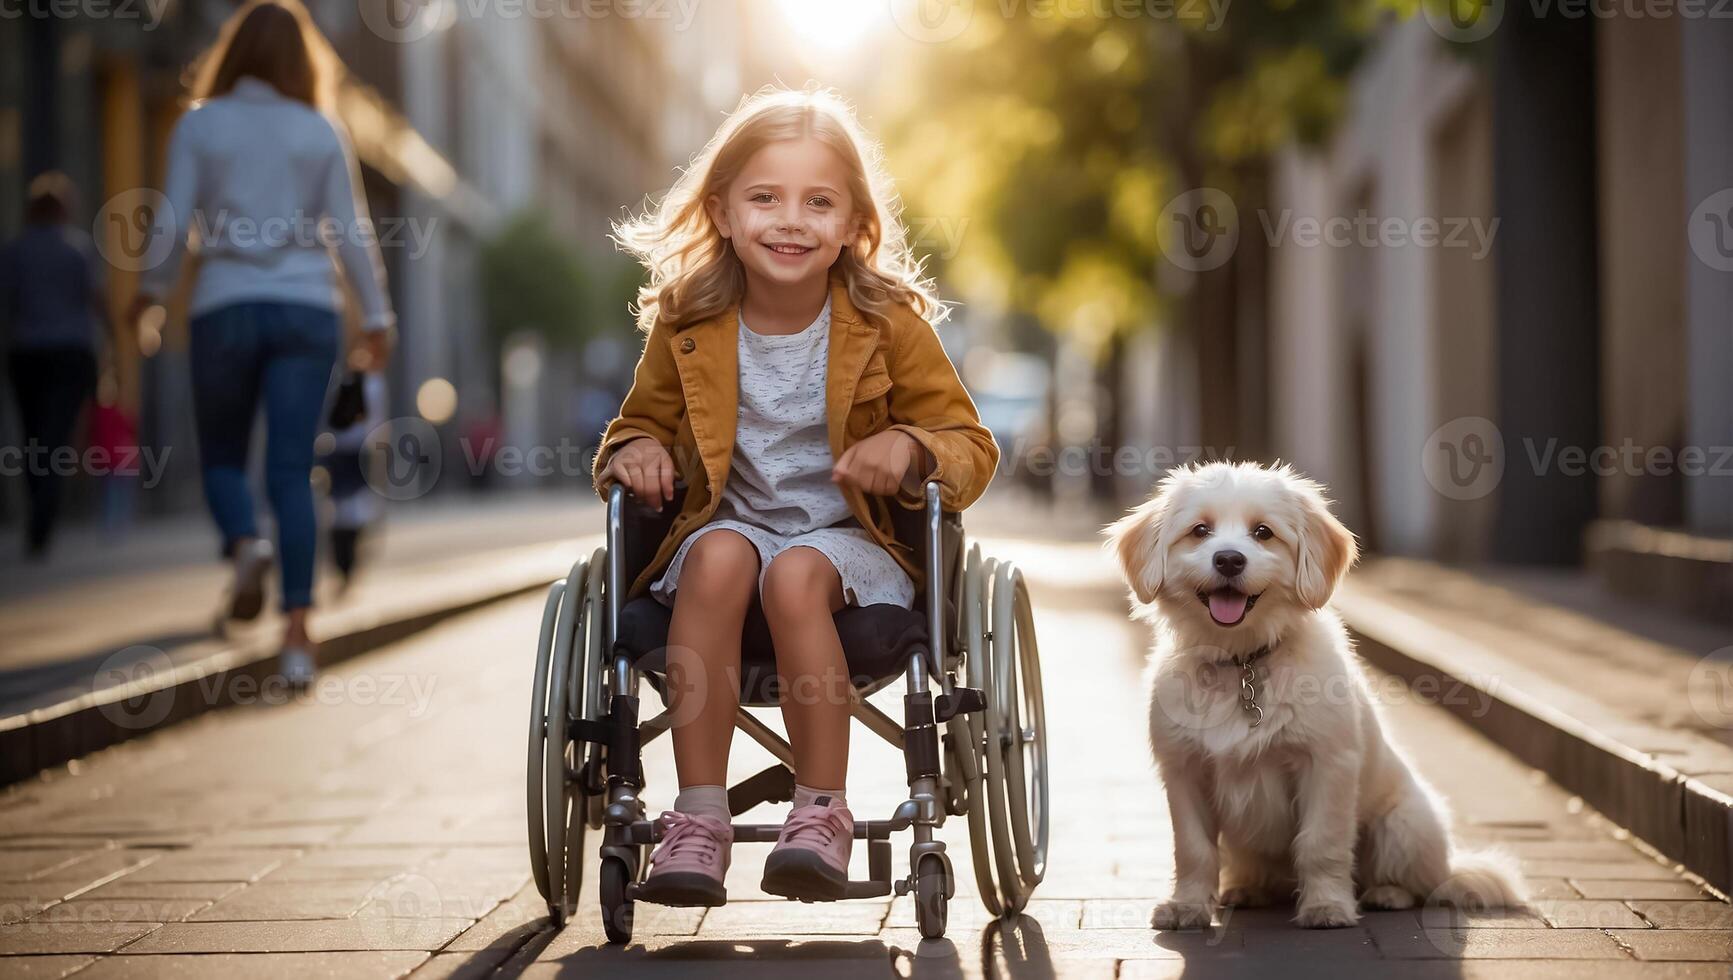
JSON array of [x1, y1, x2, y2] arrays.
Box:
[[592, 86, 999, 906]]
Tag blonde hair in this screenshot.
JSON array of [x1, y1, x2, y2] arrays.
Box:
[[613, 86, 943, 333]]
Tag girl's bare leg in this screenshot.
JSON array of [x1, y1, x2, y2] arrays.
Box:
[[666, 530, 760, 788], [760, 547, 849, 789]]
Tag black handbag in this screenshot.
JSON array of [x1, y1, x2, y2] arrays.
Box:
[[327, 371, 367, 430]]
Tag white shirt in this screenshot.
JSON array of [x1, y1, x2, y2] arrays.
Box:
[[714, 295, 853, 535], [143, 76, 395, 331]]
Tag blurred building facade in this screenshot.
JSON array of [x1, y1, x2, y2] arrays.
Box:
[[1, 0, 748, 527], [1254, 15, 1733, 617]]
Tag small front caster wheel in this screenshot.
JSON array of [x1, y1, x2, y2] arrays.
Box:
[[914, 853, 949, 940], [600, 856, 635, 944]]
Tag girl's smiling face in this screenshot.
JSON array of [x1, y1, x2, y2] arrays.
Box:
[[708, 136, 859, 292]]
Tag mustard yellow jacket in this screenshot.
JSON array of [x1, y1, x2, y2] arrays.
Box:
[[591, 275, 1000, 600]]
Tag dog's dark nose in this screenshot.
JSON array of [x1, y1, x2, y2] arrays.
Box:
[[1213, 550, 1246, 577]]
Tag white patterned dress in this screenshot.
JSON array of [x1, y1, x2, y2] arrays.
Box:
[[650, 296, 916, 610]]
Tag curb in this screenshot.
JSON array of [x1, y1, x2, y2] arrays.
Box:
[[0, 543, 590, 788], [1338, 589, 1733, 897]]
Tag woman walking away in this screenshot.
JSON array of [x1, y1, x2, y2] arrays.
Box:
[[128, 0, 397, 687], [0, 172, 112, 560]]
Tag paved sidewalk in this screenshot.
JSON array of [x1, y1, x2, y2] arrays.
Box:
[[0, 490, 601, 689], [1339, 557, 1733, 893], [1345, 558, 1733, 749], [0, 528, 1725, 978]]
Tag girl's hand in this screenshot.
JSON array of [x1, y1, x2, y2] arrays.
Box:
[[608, 436, 675, 510], [832, 430, 926, 497]]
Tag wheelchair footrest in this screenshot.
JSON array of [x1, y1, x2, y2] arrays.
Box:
[[842, 880, 892, 899]]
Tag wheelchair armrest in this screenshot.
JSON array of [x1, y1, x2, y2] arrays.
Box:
[[608, 480, 689, 594]]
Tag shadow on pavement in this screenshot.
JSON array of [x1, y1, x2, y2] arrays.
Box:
[[0, 630, 213, 712], [527, 915, 1063, 979]]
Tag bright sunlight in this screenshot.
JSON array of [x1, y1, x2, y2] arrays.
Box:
[[771, 0, 887, 53]]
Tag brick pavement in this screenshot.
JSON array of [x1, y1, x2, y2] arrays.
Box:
[[0, 533, 1726, 978]]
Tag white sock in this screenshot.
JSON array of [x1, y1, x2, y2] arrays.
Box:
[[673, 784, 731, 824], [792, 783, 846, 810]]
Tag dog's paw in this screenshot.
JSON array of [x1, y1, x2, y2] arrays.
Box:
[[1150, 901, 1214, 930], [1219, 885, 1274, 909], [1295, 900, 1359, 929], [1359, 885, 1417, 910]]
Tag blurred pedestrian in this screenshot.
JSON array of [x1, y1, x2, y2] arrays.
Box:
[[88, 371, 140, 536], [462, 411, 500, 492], [320, 370, 385, 591], [0, 172, 112, 559], [127, 0, 397, 688]]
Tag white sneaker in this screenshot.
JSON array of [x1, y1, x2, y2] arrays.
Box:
[[227, 538, 275, 622], [278, 647, 316, 689]]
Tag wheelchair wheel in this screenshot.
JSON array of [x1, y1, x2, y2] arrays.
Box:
[[957, 546, 1050, 917], [526, 581, 562, 914], [979, 560, 1028, 913], [990, 561, 1049, 895], [957, 544, 1009, 916], [914, 853, 949, 940], [526, 550, 606, 924], [600, 855, 634, 944]]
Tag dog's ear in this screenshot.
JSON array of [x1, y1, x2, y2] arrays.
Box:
[[1294, 486, 1358, 609], [1103, 494, 1169, 605]]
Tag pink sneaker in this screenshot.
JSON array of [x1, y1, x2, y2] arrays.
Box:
[[637, 811, 733, 907], [761, 797, 854, 901]]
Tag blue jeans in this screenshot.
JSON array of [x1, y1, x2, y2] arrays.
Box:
[[190, 302, 339, 610]]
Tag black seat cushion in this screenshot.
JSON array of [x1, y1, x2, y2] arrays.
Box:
[[615, 595, 928, 706]]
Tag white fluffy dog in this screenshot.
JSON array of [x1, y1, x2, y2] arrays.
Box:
[[1103, 461, 1526, 930]]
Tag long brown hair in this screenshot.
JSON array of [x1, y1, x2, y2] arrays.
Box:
[[192, 0, 335, 110], [613, 86, 944, 334]]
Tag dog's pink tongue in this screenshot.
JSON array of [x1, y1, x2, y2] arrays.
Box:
[[1209, 590, 1249, 625]]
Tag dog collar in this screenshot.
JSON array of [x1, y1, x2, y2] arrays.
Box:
[[1234, 645, 1275, 728], [1233, 645, 1275, 669]]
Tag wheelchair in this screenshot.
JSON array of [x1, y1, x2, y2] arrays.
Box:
[[526, 479, 1049, 942]]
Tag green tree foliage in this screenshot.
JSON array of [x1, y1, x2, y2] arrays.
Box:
[[478, 211, 593, 349], [881, 0, 1381, 347]]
